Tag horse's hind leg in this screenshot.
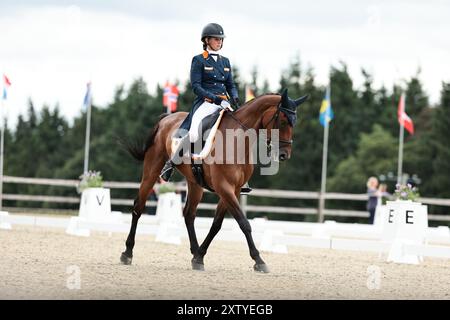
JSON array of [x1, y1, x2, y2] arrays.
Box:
[[217, 185, 269, 273], [183, 181, 204, 270], [120, 152, 165, 265]]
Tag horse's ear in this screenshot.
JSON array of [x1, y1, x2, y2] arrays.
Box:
[[281, 88, 288, 101], [295, 94, 309, 107]]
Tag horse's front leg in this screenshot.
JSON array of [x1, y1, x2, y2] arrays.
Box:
[[183, 182, 204, 270], [217, 185, 269, 273]]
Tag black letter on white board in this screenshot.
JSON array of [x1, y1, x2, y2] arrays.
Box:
[[406, 210, 414, 224], [388, 209, 394, 223], [96, 195, 104, 206]]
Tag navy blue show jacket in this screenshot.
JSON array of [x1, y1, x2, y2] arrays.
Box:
[[178, 51, 239, 133]]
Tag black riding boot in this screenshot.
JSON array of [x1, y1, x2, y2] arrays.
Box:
[[160, 160, 175, 182], [159, 135, 190, 182], [240, 182, 252, 194]]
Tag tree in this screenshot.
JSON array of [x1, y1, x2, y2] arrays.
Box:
[[280, 66, 323, 191], [7, 101, 39, 178], [328, 124, 397, 194], [327, 62, 360, 174], [428, 82, 450, 198], [250, 65, 259, 96], [278, 55, 302, 97], [402, 107, 434, 196], [405, 69, 429, 117], [374, 85, 397, 138], [358, 69, 378, 129], [177, 81, 195, 113], [232, 65, 244, 100]]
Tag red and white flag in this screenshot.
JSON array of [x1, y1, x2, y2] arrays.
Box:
[[397, 93, 414, 134], [163, 81, 179, 113], [163, 81, 170, 107]]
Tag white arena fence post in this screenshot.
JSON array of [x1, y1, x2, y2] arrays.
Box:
[[0, 210, 12, 230]]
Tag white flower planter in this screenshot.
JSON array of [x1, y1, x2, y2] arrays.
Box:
[[78, 187, 112, 221], [66, 187, 114, 237], [381, 200, 428, 264]]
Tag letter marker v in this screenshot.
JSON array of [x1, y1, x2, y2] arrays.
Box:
[[96, 195, 104, 206]]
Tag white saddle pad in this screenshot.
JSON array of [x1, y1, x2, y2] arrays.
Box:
[[192, 109, 226, 160]]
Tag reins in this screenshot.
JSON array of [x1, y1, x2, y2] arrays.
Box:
[[226, 98, 294, 147]]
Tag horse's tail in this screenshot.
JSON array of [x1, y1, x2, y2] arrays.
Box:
[[120, 113, 169, 162]]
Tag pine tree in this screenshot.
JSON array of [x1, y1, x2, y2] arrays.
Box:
[[327, 62, 360, 174], [358, 68, 378, 130], [328, 124, 397, 193], [405, 69, 429, 117], [429, 82, 450, 197]]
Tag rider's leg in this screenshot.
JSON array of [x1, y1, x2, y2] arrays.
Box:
[[160, 102, 221, 182], [160, 135, 190, 182], [190, 102, 252, 193], [189, 102, 222, 143], [240, 182, 252, 194]]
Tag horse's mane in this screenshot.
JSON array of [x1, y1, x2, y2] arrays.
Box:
[[238, 92, 281, 109]]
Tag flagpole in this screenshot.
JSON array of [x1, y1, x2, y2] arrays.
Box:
[[83, 91, 92, 174], [318, 120, 329, 223], [0, 98, 4, 211], [397, 122, 404, 185]]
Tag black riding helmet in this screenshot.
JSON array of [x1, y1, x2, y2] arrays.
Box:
[[201, 23, 225, 49]]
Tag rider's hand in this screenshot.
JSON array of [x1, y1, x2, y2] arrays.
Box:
[[213, 96, 223, 105], [220, 100, 233, 111]]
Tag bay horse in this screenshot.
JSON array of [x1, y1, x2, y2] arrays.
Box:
[[120, 89, 307, 273]]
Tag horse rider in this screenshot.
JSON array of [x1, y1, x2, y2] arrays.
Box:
[[159, 23, 252, 193]]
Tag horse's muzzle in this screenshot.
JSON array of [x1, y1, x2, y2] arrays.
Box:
[[279, 150, 290, 161]]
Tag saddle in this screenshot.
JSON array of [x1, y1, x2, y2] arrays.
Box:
[[190, 109, 226, 192], [192, 109, 226, 160]]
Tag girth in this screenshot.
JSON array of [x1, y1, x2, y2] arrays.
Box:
[[191, 163, 215, 193]]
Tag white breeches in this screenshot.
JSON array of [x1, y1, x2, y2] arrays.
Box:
[[189, 101, 222, 142]]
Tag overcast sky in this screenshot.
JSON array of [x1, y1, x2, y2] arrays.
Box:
[[1, 0, 449, 127]]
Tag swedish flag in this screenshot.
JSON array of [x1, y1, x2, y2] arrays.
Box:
[[319, 86, 334, 127]]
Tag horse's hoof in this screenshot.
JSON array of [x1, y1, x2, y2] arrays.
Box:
[[191, 258, 205, 271], [120, 252, 133, 265], [254, 263, 270, 273]]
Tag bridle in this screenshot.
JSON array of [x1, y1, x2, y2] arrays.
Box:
[[261, 102, 294, 148], [225, 99, 295, 151]]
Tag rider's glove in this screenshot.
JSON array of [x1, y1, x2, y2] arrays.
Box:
[[213, 96, 223, 105]]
